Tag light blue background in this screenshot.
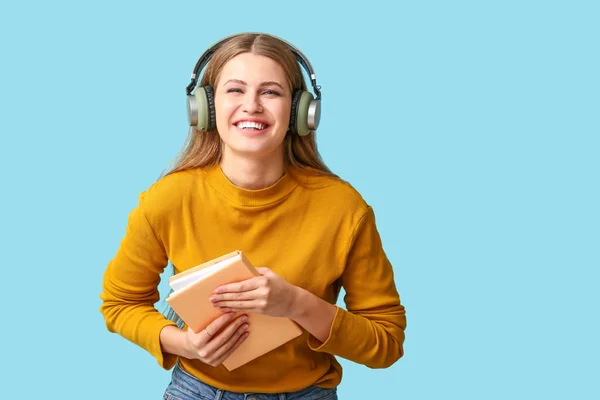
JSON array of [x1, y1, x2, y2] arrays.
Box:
[[1, 1, 598, 399]]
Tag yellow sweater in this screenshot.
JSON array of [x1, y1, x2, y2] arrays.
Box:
[[100, 164, 406, 393]]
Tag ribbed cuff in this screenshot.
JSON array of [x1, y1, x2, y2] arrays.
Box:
[[152, 321, 180, 370], [307, 306, 344, 353]]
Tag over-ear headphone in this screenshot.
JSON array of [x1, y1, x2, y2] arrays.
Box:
[[185, 33, 322, 137]]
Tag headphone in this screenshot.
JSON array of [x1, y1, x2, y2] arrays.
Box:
[[185, 33, 322, 137]]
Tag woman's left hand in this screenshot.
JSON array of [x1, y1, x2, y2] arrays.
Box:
[[210, 267, 299, 319]]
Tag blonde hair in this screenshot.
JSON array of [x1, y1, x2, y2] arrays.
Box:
[[160, 33, 336, 180]]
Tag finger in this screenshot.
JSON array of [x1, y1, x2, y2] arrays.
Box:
[[214, 276, 262, 294], [213, 328, 250, 366], [202, 311, 236, 339], [255, 267, 272, 275], [202, 315, 248, 357], [213, 322, 249, 360], [210, 288, 262, 303], [213, 299, 265, 311]]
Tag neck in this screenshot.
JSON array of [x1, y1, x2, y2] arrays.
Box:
[[220, 151, 286, 190]]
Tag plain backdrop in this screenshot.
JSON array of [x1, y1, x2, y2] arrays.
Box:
[[1, 1, 598, 399]]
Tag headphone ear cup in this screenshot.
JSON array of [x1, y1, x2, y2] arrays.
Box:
[[290, 90, 317, 136], [186, 86, 216, 132], [289, 90, 301, 135], [204, 86, 216, 131]]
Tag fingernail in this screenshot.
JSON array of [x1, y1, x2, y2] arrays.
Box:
[[209, 296, 217, 302], [241, 315, 248, 322], [241, 324, 249, 330]]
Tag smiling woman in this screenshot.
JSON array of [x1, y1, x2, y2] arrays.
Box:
[[215, 53, 292, 169], [99, 32, 407, 400]]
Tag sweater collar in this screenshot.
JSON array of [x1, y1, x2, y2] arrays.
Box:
[[203, 163, 299, 207]]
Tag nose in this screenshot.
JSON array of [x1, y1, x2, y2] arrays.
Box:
[[242, 92, 263, 114]]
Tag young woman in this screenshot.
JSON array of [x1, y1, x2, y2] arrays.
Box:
[[100, 32, 407, 400]]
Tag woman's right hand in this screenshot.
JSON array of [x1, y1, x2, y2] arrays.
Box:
[[183, 312, 249, 367]]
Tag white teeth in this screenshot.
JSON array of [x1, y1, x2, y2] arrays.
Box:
[[236, 121, 266, 130]]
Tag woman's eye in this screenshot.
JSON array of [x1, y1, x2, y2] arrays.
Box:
[[225, 88, 281, 96], [263, 90, 281, 96]]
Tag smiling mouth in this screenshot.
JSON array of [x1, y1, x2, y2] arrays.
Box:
[[234, 121, 269, 131]]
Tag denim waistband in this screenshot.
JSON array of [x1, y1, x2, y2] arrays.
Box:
[[165, 362, 337, 400]]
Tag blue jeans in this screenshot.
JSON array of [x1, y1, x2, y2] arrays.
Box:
[[163, 363, 338, 400]]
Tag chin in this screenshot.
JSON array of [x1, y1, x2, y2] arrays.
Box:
[[223, 140, 283, 159], [222, 130, 286, 158]]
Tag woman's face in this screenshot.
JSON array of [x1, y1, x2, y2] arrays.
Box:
[[214, 52, 292, 160]]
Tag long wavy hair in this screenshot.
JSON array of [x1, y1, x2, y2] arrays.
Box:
[[161, 33, 336, 327]]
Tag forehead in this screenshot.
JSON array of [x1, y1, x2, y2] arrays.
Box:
[[217, 53, 287, 85]]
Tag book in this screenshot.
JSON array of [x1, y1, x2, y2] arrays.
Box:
[[165, 250, 303, 371]]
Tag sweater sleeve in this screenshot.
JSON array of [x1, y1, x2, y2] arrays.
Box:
[[99, 191, 178, 369], [308, 206, 407, 368]]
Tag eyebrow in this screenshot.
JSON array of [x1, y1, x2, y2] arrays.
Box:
[[223, 79, 285, 91]]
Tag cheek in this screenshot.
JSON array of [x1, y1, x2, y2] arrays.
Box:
[[274, 103, 291, 126], [215, 98, 236, 128]]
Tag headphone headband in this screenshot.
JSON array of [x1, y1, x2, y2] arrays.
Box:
[[185, 33, 321, 100]]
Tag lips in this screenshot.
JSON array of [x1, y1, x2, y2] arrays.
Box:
[[233, 119, 271, 136], [235, 121, 268, 130]]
